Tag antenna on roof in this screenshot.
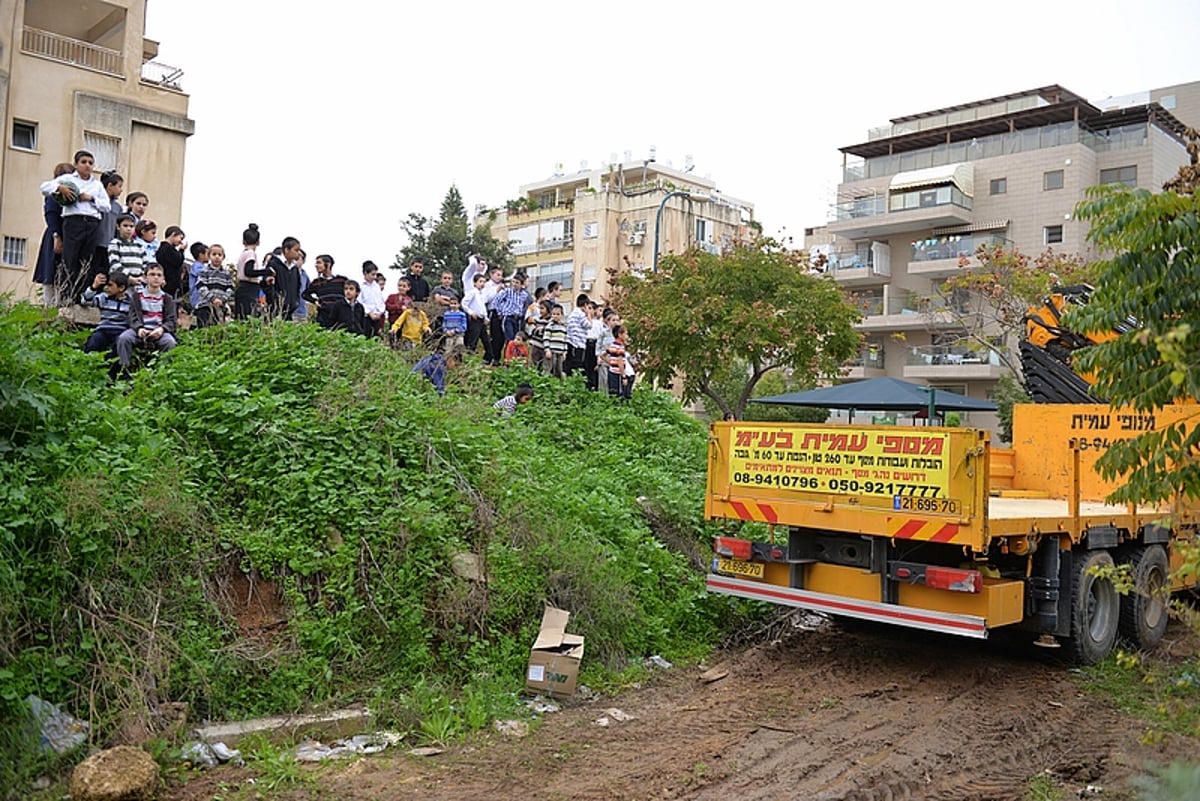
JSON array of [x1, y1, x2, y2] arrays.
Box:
[[684, 154, 695, 173]]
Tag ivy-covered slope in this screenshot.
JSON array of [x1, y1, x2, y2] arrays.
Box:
[[0, 302, 749, 779]]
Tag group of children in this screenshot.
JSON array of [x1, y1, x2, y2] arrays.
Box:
[[38, 158, 640, 396], [36, 149, 186, 310]]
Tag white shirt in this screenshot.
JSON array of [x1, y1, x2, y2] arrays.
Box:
[[462, 285, 487, 318], [359, 280, 386, 315], [40, 171, 110, 219], [461, 256, 486, 290], [482, 280, 503, 310]]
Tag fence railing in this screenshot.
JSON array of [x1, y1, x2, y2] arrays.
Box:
[[22, 26, 123, 76], [140, 60, 184, 90]]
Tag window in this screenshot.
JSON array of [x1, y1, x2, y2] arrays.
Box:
[[1044, 225, 1064, 245], [695, 218, 713, 243], [989, 177, 1006, 195], [2, 236, 27, 267], [538, 191, 556, 209], [537, 260, 573, 291], [582, 221, 599, 239], [11, 120, 37, 151], [1043, 170, 1064, 191], [83, 132, 120, 172], [1099, 165, 1137, 187]]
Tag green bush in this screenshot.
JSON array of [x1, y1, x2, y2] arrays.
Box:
[[0, 302, 742, 793]]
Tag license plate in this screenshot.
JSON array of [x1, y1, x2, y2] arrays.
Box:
[[895, 496, 962, 515], [717, 558, 764, 579]]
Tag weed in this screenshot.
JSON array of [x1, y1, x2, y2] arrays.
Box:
[[0, 303, 742, 795], [1024, 770, 1062, 801], [1080, 649, 1200, 739]]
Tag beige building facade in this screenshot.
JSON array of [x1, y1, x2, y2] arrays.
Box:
[[476, 157, 754, 302], [807, 84, 1193, 427], [0, 0, 193, 299]]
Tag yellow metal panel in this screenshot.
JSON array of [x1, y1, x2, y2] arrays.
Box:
[[1011, 404, 1200, 502], [803, 563, 881, 602], [898, 579, 1024, 627], [707, 422, 990, 550], [763, 562, 792, 587]]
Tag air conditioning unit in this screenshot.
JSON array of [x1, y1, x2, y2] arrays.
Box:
[[580, 280, 593, 291], [627, 232, 644, 246]]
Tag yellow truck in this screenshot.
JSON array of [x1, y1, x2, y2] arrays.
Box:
[[704, 404, 1198, 663]]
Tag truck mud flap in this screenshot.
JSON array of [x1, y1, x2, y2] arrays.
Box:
[[706, 575, 989, 639]]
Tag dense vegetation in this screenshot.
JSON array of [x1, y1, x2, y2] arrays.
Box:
[[0, 301, 751, 791]]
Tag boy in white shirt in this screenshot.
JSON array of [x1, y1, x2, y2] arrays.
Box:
[[40, 149, 110, 300]]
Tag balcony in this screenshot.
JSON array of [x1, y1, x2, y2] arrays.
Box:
[[539, 236, 574, 253], [902, 345, 1005, 381], [22, 26, 123, 76], [842, 346, 886, 380], [140, 60, 184, 91], [826, 252, 889, 286], [853, 290, 956, 332], [908, 232, 1011, 276]]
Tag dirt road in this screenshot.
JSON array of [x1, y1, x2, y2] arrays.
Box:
[[168, 616, 1200, 801]]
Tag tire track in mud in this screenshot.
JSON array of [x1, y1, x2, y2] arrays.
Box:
[[689, 626, 1113, 801], [170, 619, 1196, 801]]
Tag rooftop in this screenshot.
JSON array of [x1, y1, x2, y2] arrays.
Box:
[[840, 84, 1188, 159]]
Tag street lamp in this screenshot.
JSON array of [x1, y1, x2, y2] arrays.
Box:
[[652, 190, 710, 272]]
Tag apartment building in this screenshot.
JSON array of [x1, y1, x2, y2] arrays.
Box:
[[0, 0, 193, 300], [807, 83, 1192, 422], [476, 155, 754, 300]]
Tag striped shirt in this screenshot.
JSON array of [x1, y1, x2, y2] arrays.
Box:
[[441, 309, 467, 335], [108, 236, 151, 281], [136, 288, 166, 332], [605, 340, 627, 374], [543, 321, 569, 354], [196, 265, 235, 309], [493, 286, 532, 317], [566, 308, 590, 348], [82, 287, 132, 332]]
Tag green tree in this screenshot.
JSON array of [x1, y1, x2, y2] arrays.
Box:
[[612, 241, 862, 419], [395, 185, 511, 280], [932, 244, 1096, 384], [700, 360, 829, 423], [1072, 178, 1200, 505]]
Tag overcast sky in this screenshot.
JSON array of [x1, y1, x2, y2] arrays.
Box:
[[145, 0, 1199, 276]]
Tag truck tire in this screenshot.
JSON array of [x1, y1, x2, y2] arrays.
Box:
[[1118, 544, 1169, 650], [1068, 549, 1120, 665]]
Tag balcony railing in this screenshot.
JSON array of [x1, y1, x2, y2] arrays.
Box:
[[854, 293, 885, 316], [510, 242, 538, 256], [832, 195, 887, 222], [906, 345, 1001, 367], [888, 185, 972, 213], [141, 60, 184, 90], [846, 347, 885, 369], [910, 233, 1010, 263], [539, 237, 573, 252], [22, 26, 123, 76]]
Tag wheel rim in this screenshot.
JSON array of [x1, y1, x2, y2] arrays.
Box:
[[1087, 577, 1117, 642], [1143, 563, 1167, 630]]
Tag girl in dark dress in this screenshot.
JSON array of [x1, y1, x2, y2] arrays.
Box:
[[33, 162, 75, 305]]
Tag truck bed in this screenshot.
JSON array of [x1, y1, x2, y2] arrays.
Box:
[[987, 497, 1154, 519]]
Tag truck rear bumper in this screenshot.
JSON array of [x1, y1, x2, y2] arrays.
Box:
[[707, 574, 991, 639]]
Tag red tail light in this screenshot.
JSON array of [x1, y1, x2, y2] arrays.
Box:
[[925, 566, 981, 593], [714, 536, 752, 561]]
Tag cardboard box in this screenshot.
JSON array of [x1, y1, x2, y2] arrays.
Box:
[[525, 607, 585, 699]]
